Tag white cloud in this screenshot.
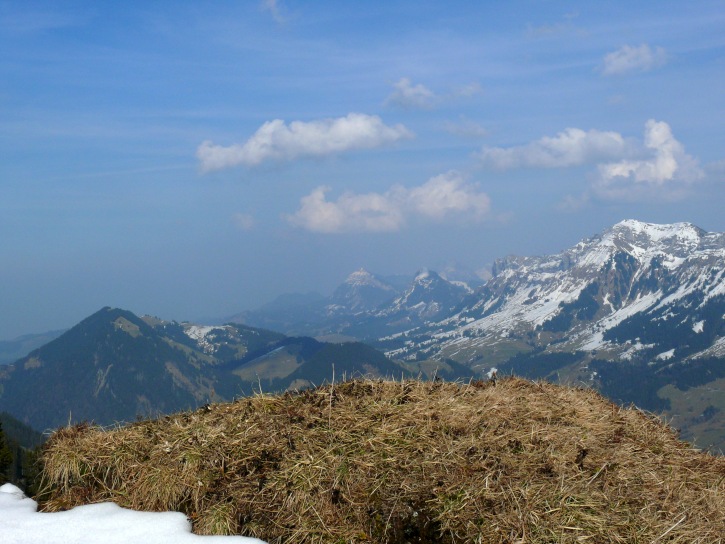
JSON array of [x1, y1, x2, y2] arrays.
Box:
[[594, 119, 704, 200], [407, 172, 491, 220], [286, 186, 405, 233], [197, 113, 413, 171], [478, 127, 628, 169], [385, 78, 437, 109], [601, 44, 667, 76], [232, 213, 255, 230], [286, 171, 490, 233], [479, 119, 703, 204]]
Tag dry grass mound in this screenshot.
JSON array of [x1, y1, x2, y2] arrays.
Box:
[[38, 378, 725, 543]]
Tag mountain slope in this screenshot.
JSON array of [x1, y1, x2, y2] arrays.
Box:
[[0, 308, 228, 430], [0, 308, 413, 431], [373, 220, 725, 451], [384, 220, 725, 366], [328, 268, 399, 313]]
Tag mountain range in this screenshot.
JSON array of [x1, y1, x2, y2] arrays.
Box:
[[234, 219, 725, 452], [0, 308, 467, 433], [0, 219, 723, 452]]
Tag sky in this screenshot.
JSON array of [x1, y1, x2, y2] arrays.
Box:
[[0, 483, 266, 543], [1, 0, 724, 339]]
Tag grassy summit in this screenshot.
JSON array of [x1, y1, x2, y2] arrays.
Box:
[[38, 378, 725, 543]]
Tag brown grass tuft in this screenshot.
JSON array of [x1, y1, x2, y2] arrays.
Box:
[[37, 378, 725, 543]]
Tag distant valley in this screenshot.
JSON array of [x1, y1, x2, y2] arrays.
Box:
[[0, 308, 468, 433]]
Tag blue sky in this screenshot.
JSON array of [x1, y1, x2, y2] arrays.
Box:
[[1, 0, 724, 339]]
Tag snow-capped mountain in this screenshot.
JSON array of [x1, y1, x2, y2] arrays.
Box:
[[377, 269, 472, 321], [328, 269, 399, 313], [373, 220, 725, 451], [235, 268, 475, 339], [386, 219, 725, 366]]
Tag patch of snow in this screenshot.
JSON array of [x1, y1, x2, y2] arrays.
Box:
[[656, 349, 675, 361], [415, 269, 431, 282], [693, 320, 705, 334], [344, 268, 394, 290], [619, 341, 655, 361], [580, 332, 604, 351], [613, 219, 702, 244], [184, 325, 231, 354], [0, 483, 265, 544], [690, 336, 725, 359], [598, 291, 662, 331]]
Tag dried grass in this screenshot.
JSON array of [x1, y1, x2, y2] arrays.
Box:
[[37, 378, 725, 543]]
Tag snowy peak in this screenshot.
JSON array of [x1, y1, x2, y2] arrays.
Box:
[[384, 219, 725, 371], [602, 219, 709, 256], [330, 269, 398, 313], [556, 219, 725, 276], [609, 219, 705, 244], [343, 268, 395, 290], [383, 269, 471, 320]]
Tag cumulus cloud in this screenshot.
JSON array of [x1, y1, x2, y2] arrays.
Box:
[[601, 44, 667, 76], [407, 172, 491, 220], [197, 113, 413, 171], [478, 127, 628, 169], [478, 119, 702, 204], [286, 186, 405, 233], [385, 78, 437, 109], [286, 171, 490, 233], [594, 119, 704, 200]]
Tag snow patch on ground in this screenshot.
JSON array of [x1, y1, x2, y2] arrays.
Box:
[[0, 483, 265, 544], [580, 332, 605, 351], [656, 349, 675, 361], [184, 325, 231, 354], [692, 320, 705, 333], [619, 341, 655, 361], [576, 291, 662, 352], [184, 325, 218, 342], [691, 336, 725, 359]]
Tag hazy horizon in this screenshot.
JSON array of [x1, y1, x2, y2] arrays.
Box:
[[2, 1, 724, 340]]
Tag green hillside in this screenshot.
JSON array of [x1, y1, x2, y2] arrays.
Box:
[[0, 308, 414, 432]]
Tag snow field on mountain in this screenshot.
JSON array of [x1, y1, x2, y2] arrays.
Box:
[[384, 220, 725, 363]]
